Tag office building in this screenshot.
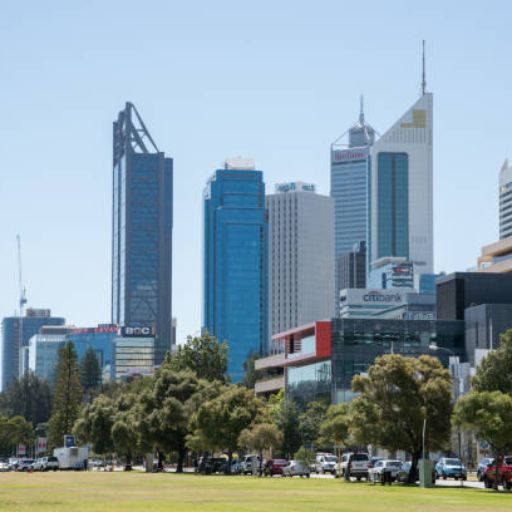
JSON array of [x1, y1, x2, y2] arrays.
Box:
[[1, 309, 65, 391], [437, 272, 512, 320], [267, 181, 334, 336], [369, 93, 434, 278], [255, 318, 465, 404], [478, 237, 512, 273], [114, 329, 156, 382], [367, 258, 414, 289], [111, 102, 173, 366], [337, 241, 366, 291], [500, 158, 512, 239], [203, 159, 268, 382]]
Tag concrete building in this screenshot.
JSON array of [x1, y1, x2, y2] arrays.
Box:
[[1, 309, 65, 391], [500, 158, 512, 239], [369, 93, 434, 279], [367, 258, 414, 290], [267, 181, 334, 336], [112, 102, 173, 366], [203, 159, 268, 382], [478, 237, 512, 273], [336, 241, 366, 292]]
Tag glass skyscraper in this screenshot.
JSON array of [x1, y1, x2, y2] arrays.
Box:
[[112, 102, 173, 366], [203, 160, 268, 382]]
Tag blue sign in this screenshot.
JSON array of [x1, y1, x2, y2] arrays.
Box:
[[64, 435, 75, 448]]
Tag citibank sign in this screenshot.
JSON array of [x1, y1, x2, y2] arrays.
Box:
[[363, 292, 402, 303]]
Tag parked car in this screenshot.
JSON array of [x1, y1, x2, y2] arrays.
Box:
[[0, 459, 10, 472], [483, 456, 512, 490], [315, 453, 337, 475], [240, 454, 261, 475], [33, 456, 59, 471], [434, 458, 467, 480], [368, 459, 405, 484], [340, 452, 371, 481], [477, 457, 493, 482], [16, 459, 35, 471], [196, 457, 226, 474], [264, 459, 288, 476], [218, 459, 241, 474], [282, 459, 310, 478]]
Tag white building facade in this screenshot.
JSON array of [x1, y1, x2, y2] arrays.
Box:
[[369, 93, 434, 277], [267, 182, 335, 336]]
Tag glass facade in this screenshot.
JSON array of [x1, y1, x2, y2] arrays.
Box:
[[203, 169, 268, 382], [287, 360, 331, 406], [112, 104, 173, 366], [377, 152, 409, 259], [114, 336, 155, 381]]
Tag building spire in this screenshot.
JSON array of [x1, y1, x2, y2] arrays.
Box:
[[421, 40, 427, 95], [359, 94, 364, 123]]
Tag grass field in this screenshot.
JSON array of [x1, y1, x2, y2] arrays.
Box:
[[0, 472, 510, 512]]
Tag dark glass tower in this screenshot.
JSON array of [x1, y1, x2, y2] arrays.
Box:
[[112, 102, 173, 366], [203, 162, 268, 382]]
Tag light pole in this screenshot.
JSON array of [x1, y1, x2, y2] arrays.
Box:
[[428, 342, 464, 486]]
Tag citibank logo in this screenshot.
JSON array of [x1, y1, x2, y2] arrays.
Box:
[[363, 292, 402, 303]]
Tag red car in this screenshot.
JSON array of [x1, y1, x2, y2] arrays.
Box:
[[483, 456, 512, 489], [264, 459, 288, 476]]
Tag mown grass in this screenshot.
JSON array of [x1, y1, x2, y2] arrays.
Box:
[[0, 472, 510, 512]]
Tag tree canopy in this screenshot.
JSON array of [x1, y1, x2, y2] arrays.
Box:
[[80, 347, 102, 396]]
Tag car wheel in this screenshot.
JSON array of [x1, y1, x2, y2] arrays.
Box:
[[484, 477, 493, 489], [505, 482, 512, 490], [455, 477, 458, 481], [442, 473, 447, 480]]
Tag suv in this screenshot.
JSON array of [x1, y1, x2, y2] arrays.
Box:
[[484, 456, 512, 490], [434, 458, 467, 481], [341, 453, 370, 481], [315, 453, 337, 475], [241, 454, 261, 475], [37, 456, 59, 471], [17, 459, 35, 471]]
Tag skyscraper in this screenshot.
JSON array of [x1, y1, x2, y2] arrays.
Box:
[[203, 158, 268, 382], [1, 308, 65, 391], [336, 241, 366, 292], [267, 182, 335, 336], [112, 102, 173, 366], [369, 92, 434, 277], [500, 158, 512, 239]]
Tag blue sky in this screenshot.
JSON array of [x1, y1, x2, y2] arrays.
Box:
[[0, 0, 510, 345]]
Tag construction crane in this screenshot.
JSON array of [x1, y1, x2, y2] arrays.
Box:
[[17, 234, 27, 376]]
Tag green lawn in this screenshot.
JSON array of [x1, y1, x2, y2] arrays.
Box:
[[0, 472, 510, 512]]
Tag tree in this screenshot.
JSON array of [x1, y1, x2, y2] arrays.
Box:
[[242, 352, 262, 389], [188, 385, 264, 470], [238, 423, 282, 475], [47, 343, 83, 449], [0, 372, 52, 425], [299, 400, 329, 449], [169, 332, 228, 383], [140, 368, 209, 472], [0, 415, 34, 458], [351, 354, 453, 483], [318, 403, 351, 476], [111, 393, 141, 471], [472, 329, 512, 394], [454, 390, 512, 489], [80, 348, 101, 397], [74, 394, 115, 456], [272, 396, 301, 458]]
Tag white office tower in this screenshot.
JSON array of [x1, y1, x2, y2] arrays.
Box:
[[267, 182, 335, 335], [369, 92, 434, 277], [499, 159, 512, 239]]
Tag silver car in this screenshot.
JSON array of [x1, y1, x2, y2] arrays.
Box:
[[282, 460, 310, 478], [368, 459, 405, 484]]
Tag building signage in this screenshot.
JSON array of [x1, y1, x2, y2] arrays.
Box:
[[71, 325, 118, 334], [37, 437, 47, 453], [64, 435, 75, 448], [332, 149, 368, 163], [18, 444, 26, 456], [275, 182, 316, 194], [363, 291, 402, 303], [340, 289, 406, 307], [120, 326, 156, 337]]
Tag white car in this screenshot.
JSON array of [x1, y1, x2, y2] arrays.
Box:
[[315, 453, 338, 475], [340, 453, 370, 480], [0, 460, 10, 472], [368, 459, 405, 484], [282, 460, 310, 478], [240, 455, 261, 475], [33, 456, 59, 471]]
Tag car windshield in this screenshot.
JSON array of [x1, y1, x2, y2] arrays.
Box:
[[504, 457, 512, 465], [48, 457, 58, 462], [444, 459, 461, 465], [325, 456, 337, 462], [352, 454, 369, 461], [386, 461, 402, 467]]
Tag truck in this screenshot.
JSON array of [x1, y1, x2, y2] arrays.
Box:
[[53, 446, 89, 470]]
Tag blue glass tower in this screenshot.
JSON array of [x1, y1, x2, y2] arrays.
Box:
[[112, 103, 173, 366], [203, 162, 268, 382]]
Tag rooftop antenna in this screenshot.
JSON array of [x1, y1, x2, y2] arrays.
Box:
[[421, 40, 427, 95], [359, 94, 364, 123]]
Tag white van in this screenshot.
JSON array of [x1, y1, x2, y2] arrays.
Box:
[[315, 453, 338, 475]]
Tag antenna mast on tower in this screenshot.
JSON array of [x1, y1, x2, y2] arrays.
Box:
[[17, 235, 27, 377], [421, 40, 427, 95]]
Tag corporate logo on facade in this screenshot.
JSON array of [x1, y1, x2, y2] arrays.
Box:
[[275, 182, 316, 193], [71, 325, 118, 334], [332, 149, 367, 163], [120, 326, 156, 337], [363, 291, 402, 303]]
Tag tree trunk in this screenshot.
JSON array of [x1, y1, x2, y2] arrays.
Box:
[[408, 452, 420, 484], [494, 453, 501, 491], [125, 452, 132, 471], [259, 449, 263, 477], [176, 446, 186, 473], [157, 450, 164, 471], [227, 450, 233, 475]]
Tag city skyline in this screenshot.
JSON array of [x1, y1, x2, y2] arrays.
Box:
[[1, 2, 512, 347]]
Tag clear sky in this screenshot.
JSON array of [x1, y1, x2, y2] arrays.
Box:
[[0, 0, 511, 348]]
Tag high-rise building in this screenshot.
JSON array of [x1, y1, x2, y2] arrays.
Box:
[[111, 102, 173, 366], [369, 93, 434, 277], [337, 241, 366, 292], [500, 158, 512, 239], [203, 159, 268, 382], [1, 308, 65, 391], [267, 181, 334, 336]]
